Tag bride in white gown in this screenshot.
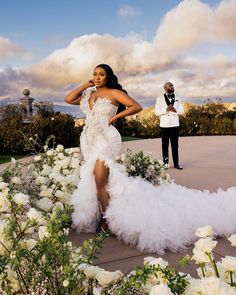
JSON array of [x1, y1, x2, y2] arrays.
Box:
[[65, 64, 236, 254]]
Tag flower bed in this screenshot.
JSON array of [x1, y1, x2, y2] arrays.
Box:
[[0, 146, 235, 294]]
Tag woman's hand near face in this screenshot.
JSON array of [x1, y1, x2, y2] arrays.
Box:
[[65, 79, 95, 105]]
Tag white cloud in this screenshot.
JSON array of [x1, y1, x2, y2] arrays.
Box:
[[0, 0, 236, 105], [118, 5, 136, 17], [0, 36, 25, 60]]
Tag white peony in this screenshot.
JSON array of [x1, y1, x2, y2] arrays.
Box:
[[228, 234, 236, 247], [0, 182, 9, 190], [37, 197, 54, 212], [35, 176, 48, 185], [46, 150, 54, 156], [191, 248, 209, 264], [22, 238, 37, 250], [0, 219, 8, 237], [62, 279, 69, 287], [41, 164, 52, 175], [39, 188, 53, 198], [26, 208, 42, 222], [11, 177, 21, 184], [194, 237, 217, 253], [84, 265, 103, 279], [38, 226, 49, 240], [149, 284, 173, 295], [93, 287, 102, 295], [221, 256, 236, 272], [144, 257, 168, 268], [200, 276, 235, 295], [57, 152, 65, 160], [0, 194, 10, 212], [197, 265, 215, 278], [34, 155, 41, 162], [56, 144, 64, 152], [95, 270, 123, 287], [52, 202, 64, 212], [13, 193, 30, 205], [195, 226, 213, 238]]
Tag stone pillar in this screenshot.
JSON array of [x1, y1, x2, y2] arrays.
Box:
[[19, 89, 34, 123]]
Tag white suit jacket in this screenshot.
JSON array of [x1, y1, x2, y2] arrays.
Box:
[[155, 94, 184, 128]]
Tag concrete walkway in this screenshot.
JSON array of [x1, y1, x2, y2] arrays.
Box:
[[1, 136, 236, 277]]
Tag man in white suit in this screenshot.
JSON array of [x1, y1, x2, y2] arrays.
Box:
[[155, 82, 184, 169]]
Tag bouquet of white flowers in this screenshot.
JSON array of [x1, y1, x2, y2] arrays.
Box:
[[116, 149, 171, 186]]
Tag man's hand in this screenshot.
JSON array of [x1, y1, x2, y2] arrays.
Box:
[[167, 105, 176, 112]]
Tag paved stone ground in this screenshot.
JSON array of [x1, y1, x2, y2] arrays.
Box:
[[1, 136, 236, 277]]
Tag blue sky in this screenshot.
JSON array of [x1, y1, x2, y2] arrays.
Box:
[[0, 0, 235, 109]]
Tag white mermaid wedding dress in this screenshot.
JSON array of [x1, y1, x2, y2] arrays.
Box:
[[71, 88, 236, 254]]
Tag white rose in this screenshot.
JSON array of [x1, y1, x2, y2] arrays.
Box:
[[39, 188, 53, 198], [221, 256, 236, 272], [144, 257, 168, 268], [63, 169, 70, 175], [57, 152, 64, 160], [11, 177, 21, 184], [56, 144, 64, 152], [38, 226, 49, 240], [0, 195, 10, 212], [228, 234, 236, 247], [130, 165, 136, 171], [35, 176, 48, 185], [22, 238, 37, 250], [37, 197, 54, 212], [93, 287, 102, 295], [149, 284, 173, 295], [200, 277, 235, 295], [95, 270, 122, 287], [41, 164, 52, 175], [197, 265, 215, 278], [0, 182, 9, 190], [27, 208, 42, 222], [20, 221, 35, 234], [84, 265, 103, 279], [55, 190, 64, 199], [194, 237, 217, 253], [191, 248, 209, 264], [69, 158, 80, 168], [62, 279, 69, 287], [34, 155, 41, 162], [195, 226, 213, 238], [13, 193, 30, 205], [11, 157, 16, 163], [0, 219, 8, 237], [52, 202, 64, 212], [65, 174, 78, 185], [46, 150, 54, 156]]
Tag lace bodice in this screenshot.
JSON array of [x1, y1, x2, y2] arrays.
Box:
[[79, 87, 121, 161], [80, 87, 119, 125]]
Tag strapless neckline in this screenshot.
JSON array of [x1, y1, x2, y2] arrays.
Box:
[[88, 97, 118, 111]]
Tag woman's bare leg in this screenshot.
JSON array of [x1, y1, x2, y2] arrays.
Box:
[[94, 160, 110, 212]]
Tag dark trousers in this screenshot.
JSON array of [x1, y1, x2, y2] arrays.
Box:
[[161, 127, 179, 166]]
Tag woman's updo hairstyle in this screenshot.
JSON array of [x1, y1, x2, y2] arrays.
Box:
[[95, 64, 126, 131]]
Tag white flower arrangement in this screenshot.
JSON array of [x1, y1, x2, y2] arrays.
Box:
[[116, 149, 171, 186], [0, 146, 235, 294]]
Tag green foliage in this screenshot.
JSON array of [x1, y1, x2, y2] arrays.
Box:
[[0, 105, 29, 154], [0, 103, 81, 155], [120, 100, 235, 138]]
